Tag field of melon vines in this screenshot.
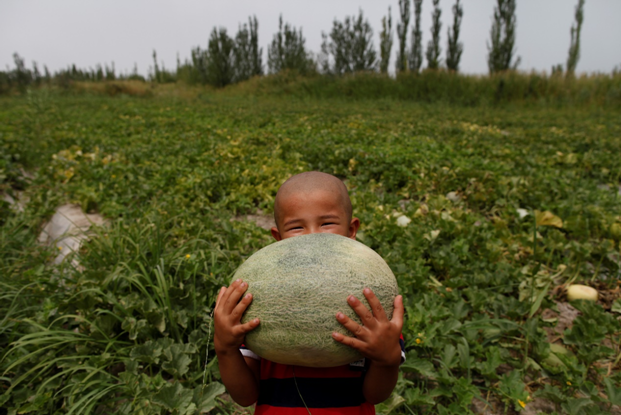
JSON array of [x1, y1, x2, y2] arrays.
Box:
[[1, 88, 621, 414]]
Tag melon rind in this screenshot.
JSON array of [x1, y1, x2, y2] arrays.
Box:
[[236, 232, 398, 367]]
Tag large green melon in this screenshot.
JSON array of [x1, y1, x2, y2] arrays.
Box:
[[236, 232, 398, 367]]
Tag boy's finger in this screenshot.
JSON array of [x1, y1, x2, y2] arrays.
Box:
[[347, 295, 377, 328], [222, 279, 247, 312], [215, 286, 226, 311], [335, 312, 367, 339], [362, 288, 387, 322], [391, 295, 405, 329], [216, 282, 236, 312], [332, 331, 365, 353], [230, 292, 254, 322], [235, 318, 260, 335]]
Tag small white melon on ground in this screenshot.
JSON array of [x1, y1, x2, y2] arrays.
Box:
[[236, 233, 398, 367], [396, 215, 411, 227], [566, 284, 598, 302]]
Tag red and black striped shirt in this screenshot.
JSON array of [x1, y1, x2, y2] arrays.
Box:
[[241, 336, 405, 414]]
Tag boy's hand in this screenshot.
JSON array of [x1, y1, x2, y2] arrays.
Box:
[[332, 288, 404, 367], [213, 279, 260, 354]]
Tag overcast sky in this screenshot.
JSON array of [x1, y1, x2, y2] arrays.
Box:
[[1, 0, 619, 77]]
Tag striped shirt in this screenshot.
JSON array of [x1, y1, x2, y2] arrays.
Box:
[[241, 337, 405, 414]]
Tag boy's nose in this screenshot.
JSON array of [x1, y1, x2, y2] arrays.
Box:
[[307, 226, 336, 236], [305, 226, 320, 235]]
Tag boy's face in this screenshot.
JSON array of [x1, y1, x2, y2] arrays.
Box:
[[271, 189, 360, 241]]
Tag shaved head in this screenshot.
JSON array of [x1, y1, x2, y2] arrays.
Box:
[[274, 172, 352, 230]]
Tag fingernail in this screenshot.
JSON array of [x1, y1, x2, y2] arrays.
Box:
[[332, 332, 341, 339], [245, 293, 252, 299], [254, 319, 260, 324], [240, 282, 246, 288], [336, 312, 344, 319], [363, 288, 371, 294], [348, 296, 355, 303]]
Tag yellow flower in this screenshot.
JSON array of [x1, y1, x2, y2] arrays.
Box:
[[57, 246, 63, 251], [518, 400, 526, 408], [185, 254, 191, 259], [566, 381, 572, 386], [416, 338, 422, 344]]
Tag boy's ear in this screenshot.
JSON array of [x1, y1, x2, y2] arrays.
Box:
[[271, 227, 283, 241], [348, 217, 360, 240]]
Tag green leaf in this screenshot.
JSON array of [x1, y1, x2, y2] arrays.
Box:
[[157, 337, 175, 349], [450, 299, 471, 320], [456, 338, 472, 375], [147, 310, 166, 333], [440, 318, 462, 335], [121, 317, 147, 341], [542, 343, 570, 369], [452, 377, 478, 408], [535, 383, 567, 404], [439, 344, 458, 370], [580, 381, 599, 399], [152, 382, 194, 411], [374, 393, 405, 415], [529, 282, 550, 318], [604, 377, 621, 406], [188, 329, 206, 346], [564, 302, 616, 349], [193, 382, 225, 414], [535, 210, 563, 228], [560, 398, 594, 415], [161, 344, 193, 379], [130, 340, 163, 364], [124, 359, 139, 375], [497, 371, 528, 411], [401, 356, 437, 378], [17, 403, 40, 414], [479, 346, 502, 377], [525, 357, 541, 371], [91, 313, 118, 337], [174, 309, 189, 329], [0, 393, 9, 407], [16, 391, 52, 414], [404, 387, 435, 406]]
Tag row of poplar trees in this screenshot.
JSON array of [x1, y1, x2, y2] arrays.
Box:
[[389, 0, 586, 75], [175, 15, 315, 88], [1, 0, 587, 93], [175, 0, 586, 88], [390, 0, 463, 74]]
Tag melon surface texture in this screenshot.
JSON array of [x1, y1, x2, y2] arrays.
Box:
[[235, 232, 398, 367]]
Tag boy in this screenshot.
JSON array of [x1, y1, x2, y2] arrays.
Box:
[[214, 171, 405, 414]]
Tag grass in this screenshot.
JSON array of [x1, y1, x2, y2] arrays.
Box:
[[0, 85, 620, 414], [229, 70, 621, 107]]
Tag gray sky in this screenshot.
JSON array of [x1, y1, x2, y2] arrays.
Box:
[[1, 0, 619, 77]]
